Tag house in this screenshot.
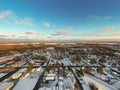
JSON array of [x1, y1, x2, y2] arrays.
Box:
[[45, 77, 55, 81], [45, 74, 56, 81]]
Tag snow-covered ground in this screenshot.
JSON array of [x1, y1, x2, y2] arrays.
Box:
[[13, 78, 38, 90], [111, 68, 120, 73], [0, 73, 7, 78], [13, 67, 43, 90], [44, 76, 58, 87], [0, 82, 14, 90], [83, 74, 118, 90], [39, 86, 57, 90], [61, 58, 72, 65], [63, 78, 74, 90]]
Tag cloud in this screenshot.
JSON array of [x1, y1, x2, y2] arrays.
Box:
[[88, 15, 100, 19], [44, 22, 50, 27], [0, 10, 34, 26], [92, 26, 119, 34], [0, 32, 120, 42], [73, 33, 120, 40], [0, 33, 44, 42], [0, 10, 13, 23], [25, 30, 36, 34], [15, 18, 34, 26], [25, 30, 44, 36], [104, 16, 112, 19], [74, 33, 105, 37], [73, 25, 119, 40], [36, 32, 44, 35], [88, 15, 112, 19], [0, 34, 18, 38], [69, 26, 73, 30], [52, 30, 72, 36], [101, 27, 114, 32], [0, 34, 8, 37]]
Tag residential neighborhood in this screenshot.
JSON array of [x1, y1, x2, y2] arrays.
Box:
[[0, 42, 119, 90]]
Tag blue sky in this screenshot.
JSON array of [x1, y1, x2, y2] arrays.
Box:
[[0, 0, 120, 42]]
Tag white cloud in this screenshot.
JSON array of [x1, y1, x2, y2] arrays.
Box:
[[69, 26, 73, 30], [73, 25, 120, 40], [0, 33, 46, 42], [52, 30, 72, 36], [74, 33, 120, 40], [0, 32, 120, 42], [44, 22, 50, 27], [50, 30, 54, 32], [92, 25, 119, 35], [101, 27, 114, 32], [104, 16, 112, 19], [0, 10, 34, 26], [0, 10, 13, 23], [88, 15, 112, 19], [88, 15, 100, 19], [25, 30, 36, 34], [15, 18, 34, 26], [25, 30, 44, 36], [0, 34, 8, 37]]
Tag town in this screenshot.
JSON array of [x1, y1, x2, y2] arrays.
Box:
[[0, 42, 119, 90]]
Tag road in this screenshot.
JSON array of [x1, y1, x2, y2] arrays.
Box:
[[0, 56, 32, 82], [0, 68, 20, 82], [33, 57, 50, 90], [70, 67, 83, 90]]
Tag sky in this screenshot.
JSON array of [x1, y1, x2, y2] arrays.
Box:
[[0, 0, 120, 42]]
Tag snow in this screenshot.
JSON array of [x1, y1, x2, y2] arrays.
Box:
[[46, 74, 56, 77], [63, 77, 75, 90], [0, 54, 21, 62], [111, 68, 120, 73], [83, 74, 118, 90], [46, 47, 55, 50], [59, 81, 64, 90], [64, 78, 72, 86], [112, 81, 120, 90], [36, 67, 42, 72], [13, 78, 38, 90], [0, 73, 7, 78], [0, 82, 14, 90], [39, 86, 56, 90], [59, 77, 63, 80], [82, 83, 90, 90], [61, 58, 72, 65], [13, 67, 44, 90], [45, 76, 55, 80], [11, 69, 24, 77], [44, 75, 58, 87]]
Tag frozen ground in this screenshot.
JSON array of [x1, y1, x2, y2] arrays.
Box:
[[61, 58, 72, 65], [0, 73, 7, 78], [39, 86, 57, 90], [13, 78, 39, 90], [83, 74, 118, 90]]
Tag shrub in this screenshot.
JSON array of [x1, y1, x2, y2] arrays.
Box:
[[89, 83, 98, 90]]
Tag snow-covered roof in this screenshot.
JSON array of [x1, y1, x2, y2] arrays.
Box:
[[59, 77, 63, 80], [45, 77, 55, 81], [46, 74, 56, 77]]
